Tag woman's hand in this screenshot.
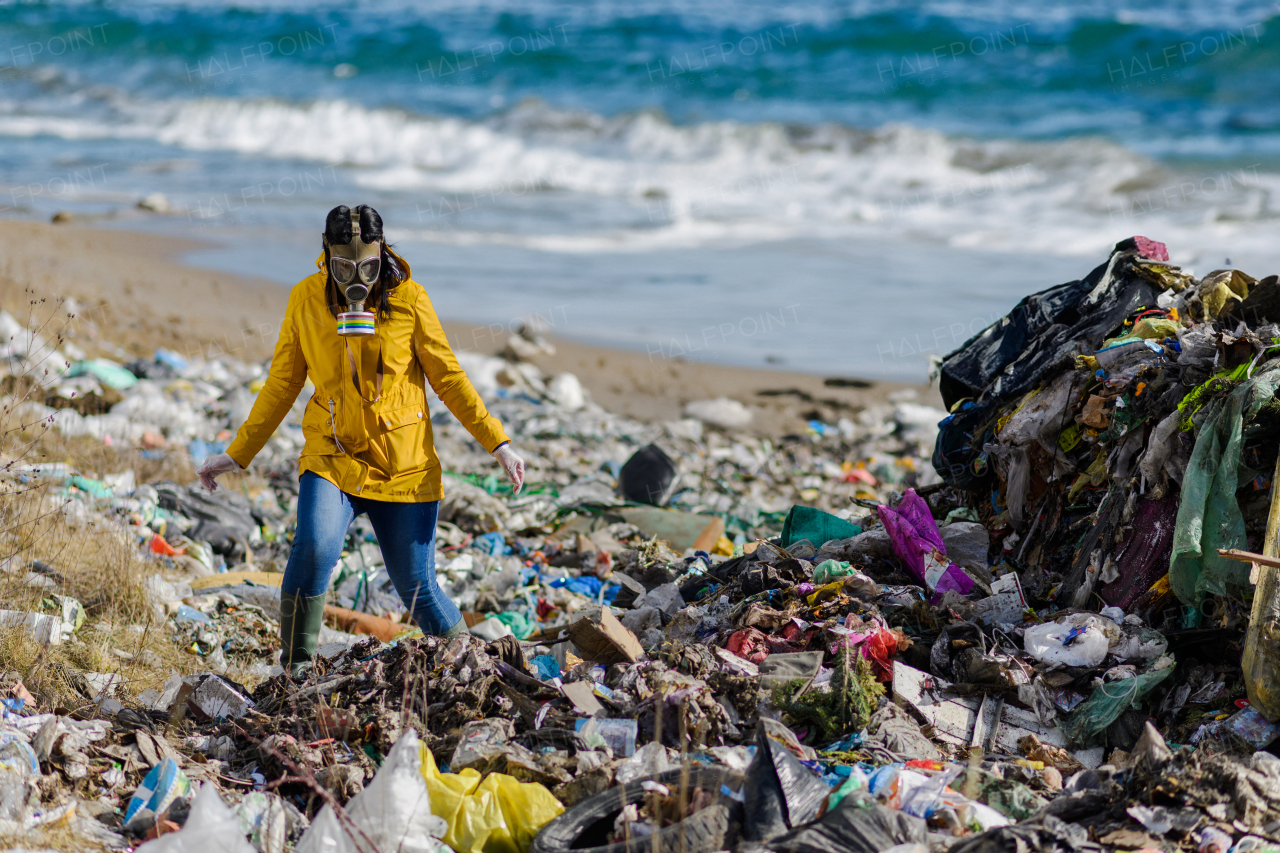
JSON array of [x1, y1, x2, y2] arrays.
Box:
[[492, 443, 525, 494], [197, 452, 241, 492]]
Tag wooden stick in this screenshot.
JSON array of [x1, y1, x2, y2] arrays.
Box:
[[1218, 548, 1280, 569]]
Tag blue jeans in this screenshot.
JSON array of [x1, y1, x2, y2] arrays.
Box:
[[282, 471, 463, 635]]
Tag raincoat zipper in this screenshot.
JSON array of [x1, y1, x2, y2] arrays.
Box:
[[327, 397, 347, 454]]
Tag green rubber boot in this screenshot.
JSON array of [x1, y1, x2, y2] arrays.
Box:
[[279, 592, 326, 679]]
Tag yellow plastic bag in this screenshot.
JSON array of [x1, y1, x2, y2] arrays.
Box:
[[419, 743, 564, 853]]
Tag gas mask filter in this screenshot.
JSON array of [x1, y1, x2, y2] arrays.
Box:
[[326, 209, 381, 337]]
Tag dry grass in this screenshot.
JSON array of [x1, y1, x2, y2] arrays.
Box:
[[37, 428, 197, 488], [0, 456, 197, 708], [0, 294, 201, 707], [0, 283, 281, 851]]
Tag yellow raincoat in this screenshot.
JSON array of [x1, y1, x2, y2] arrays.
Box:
[[225, 253, 508, 502]]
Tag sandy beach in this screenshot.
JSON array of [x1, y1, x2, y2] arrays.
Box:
[[0, 220, 942, 437]]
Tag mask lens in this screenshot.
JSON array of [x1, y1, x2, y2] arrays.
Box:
[[357, 257, 381, 285], [330, 257, 357, 284]]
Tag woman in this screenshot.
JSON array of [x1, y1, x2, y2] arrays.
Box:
[[197, 204, 525, 677]]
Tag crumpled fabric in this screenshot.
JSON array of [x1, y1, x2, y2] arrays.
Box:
[[726, 627, 770, 663], [878, 489, 974, 596], [863, 703, 940, 761], [1099, 492, 1179, 609], [1170, 360, 1280, 605], [764, 621, 819, 654]]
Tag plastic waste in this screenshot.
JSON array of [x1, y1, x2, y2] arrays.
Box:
[[575, 718, 638, 758], [764, 793, 928, 853], [530, 655, 560, 680], [1062, 657, 1175, 746], [617, 443, 679, 506], [65, 357, 139, 390], [683, 397, 752, 429], [419, 737, 563, 853], [1171, 360, 1280, 604], [134, 783, 255, 853], [825, 767, 870, 810], [470, 617, 515, 642], [615, 741, 673, 785], [899, 766, 959, 818], [0, 734, 40, 777], [298, 729, 448, 853], [781, 505, 862, 549], [232, 788, 290, 850], [473, 532, 507, 555], [1023, 614, 1115, 668], [125, 757, 191, 826], [1111, 626, 1169, 662], [877, 489, 974, 596], [812, 560, 853, 584], [494, 611, 536, 639], [743, 722, 831, 841], [1200, 826, 1234, 853], [938, 522, 990, 579]]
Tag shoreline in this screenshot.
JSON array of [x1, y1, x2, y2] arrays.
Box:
[[0, 220, 943, 437]]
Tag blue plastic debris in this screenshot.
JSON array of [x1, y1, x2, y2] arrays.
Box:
[[154, 349, 188, 372], [124, 757, 190, 824], [530, 655, 560, 680], [549, 576, 603, 598], [175, 605, 213, 626], [473, 532, 507, 556], [187, 439, 228, 465]]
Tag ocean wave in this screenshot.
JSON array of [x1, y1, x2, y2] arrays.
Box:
[[1, 91, 1276, 260]]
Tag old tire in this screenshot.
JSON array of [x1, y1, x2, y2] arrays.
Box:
[[531, 766, 744, 853]]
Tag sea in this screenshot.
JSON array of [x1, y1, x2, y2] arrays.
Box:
[[1, 0, 1277, 380]]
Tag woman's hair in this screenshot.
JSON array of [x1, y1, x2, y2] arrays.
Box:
[[322, 204, 408, 321]]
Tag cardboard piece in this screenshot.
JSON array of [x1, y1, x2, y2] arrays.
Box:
[[560, 681, 605, 716], [190, 571, 283, 590], [565, 608, 644, 665]]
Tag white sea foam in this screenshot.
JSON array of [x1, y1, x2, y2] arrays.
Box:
[[1, 91, 1277, 263]]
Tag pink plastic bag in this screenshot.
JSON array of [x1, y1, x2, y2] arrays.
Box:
[[877, 489, 975, 596]]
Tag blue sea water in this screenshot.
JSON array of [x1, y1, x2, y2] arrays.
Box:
[[1, 1, 1278, 379]]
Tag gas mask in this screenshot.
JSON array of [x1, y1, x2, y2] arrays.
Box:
[[325, 209, 381, 337]]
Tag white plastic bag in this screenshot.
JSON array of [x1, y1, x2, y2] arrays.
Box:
[[1112, 627, 1169, 662], [135, 783, 255, 853], [1023, 614, 1114, 668], [614, 741, 674, 785], [296, 728, 447, 853]]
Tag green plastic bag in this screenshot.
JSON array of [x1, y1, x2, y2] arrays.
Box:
[[781, 505, 862, 549], [1170, 361, 1280, 605], [494, 611, 535, 639], [1062, 661, 1173, 746], [65, 358, 138, 390], [813, 560, 853, 584]]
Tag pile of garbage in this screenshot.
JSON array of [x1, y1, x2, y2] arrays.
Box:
[[5, 237, 1280, 853]]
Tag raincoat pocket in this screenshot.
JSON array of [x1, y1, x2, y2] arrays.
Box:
[[378, 404, 434, 472]]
